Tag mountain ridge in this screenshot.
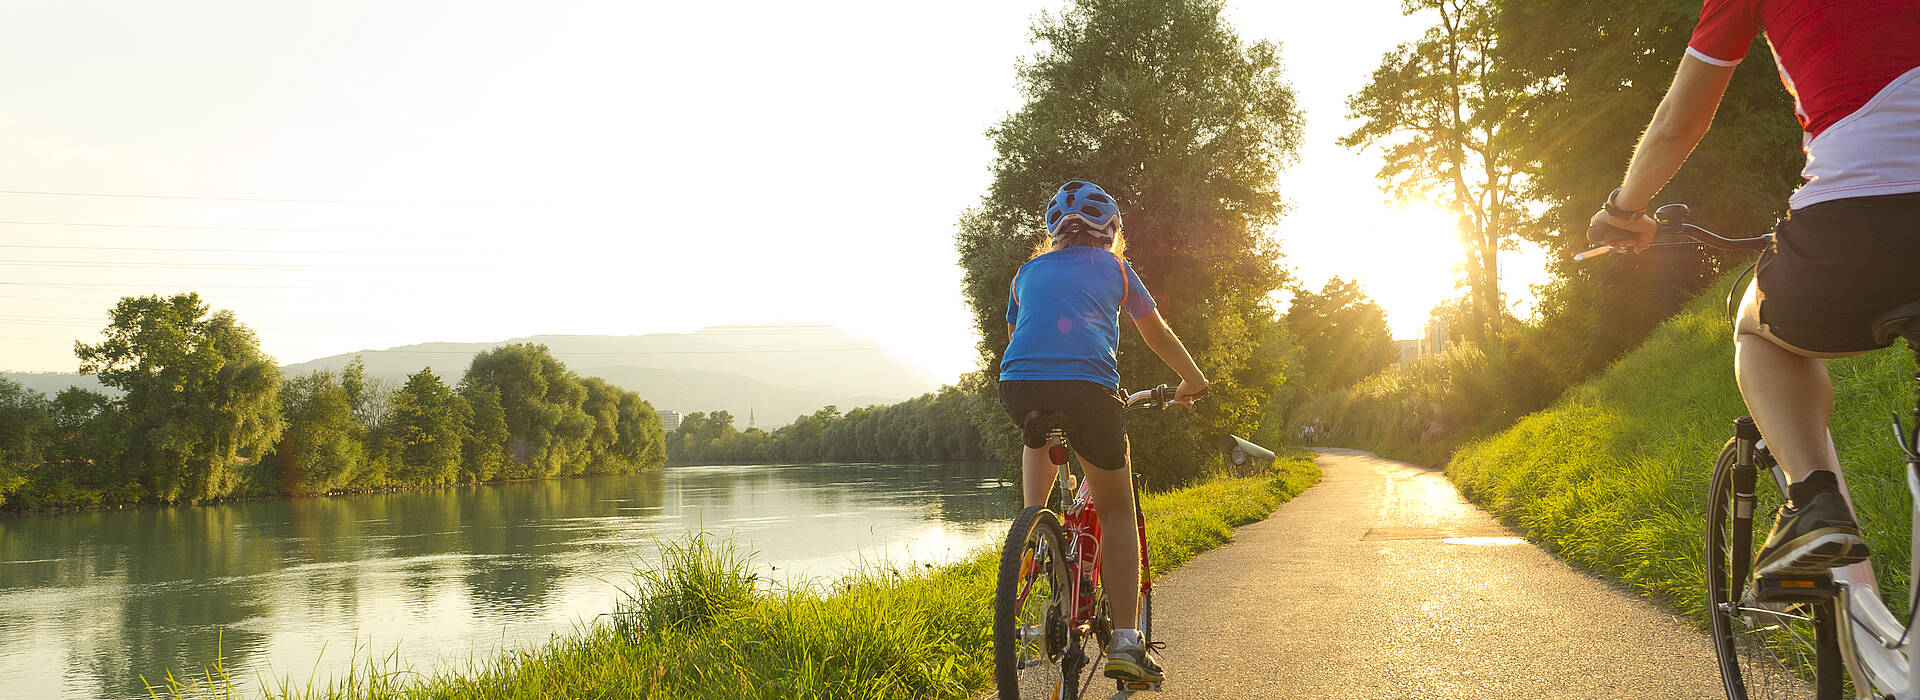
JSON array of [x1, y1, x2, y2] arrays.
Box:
[[6, 324, 941, 429]]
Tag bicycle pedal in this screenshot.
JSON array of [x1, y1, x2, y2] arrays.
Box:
[[1116, 679, 1161, 692], [1754, 574, 1837, 603]]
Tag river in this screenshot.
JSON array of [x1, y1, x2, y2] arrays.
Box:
[[0, 461, 1016, 699]]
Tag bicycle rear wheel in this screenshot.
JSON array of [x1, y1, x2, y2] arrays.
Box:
[[1706, 438, 1844, 699], [994, 506, 1073, 700]]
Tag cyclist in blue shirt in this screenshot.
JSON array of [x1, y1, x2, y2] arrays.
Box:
[[1000, 180, 1208, 685]]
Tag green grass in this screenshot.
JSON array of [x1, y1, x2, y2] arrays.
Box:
[[1448, 271, 1916, 622], [152, 454, 1320, 699]]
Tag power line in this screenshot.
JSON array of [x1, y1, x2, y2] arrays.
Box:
[[0, 261, 379, 271], [0, 189, 433, 206], [0, 282, 347, 290], [0, 219, 407, 235], [0, 243, 420, 255]]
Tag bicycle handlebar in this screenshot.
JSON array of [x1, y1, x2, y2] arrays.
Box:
[[1577, 203, 1772, 261], [1123, 384, 1206, 412]]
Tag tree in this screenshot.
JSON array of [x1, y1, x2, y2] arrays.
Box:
[[1495, 0, 1802, 371], [956, 0, 1303, 485], [0, 379, 52, 507], [75, 294, 283, 503], [1285, 278, 1399, 395], [271, 370, 363, 494], [460, 344, 592, 478], [1343, 0, 1525, 345], [383, 368, 466, 486], [460, 385, 509, 482]]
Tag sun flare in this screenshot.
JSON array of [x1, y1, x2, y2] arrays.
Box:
[[1346, 200, 1467, 339]]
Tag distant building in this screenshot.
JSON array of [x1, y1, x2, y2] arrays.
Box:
[[657, 410, 681, 433], [1395, 339, 1420, 365], [1394, 317, 1455, 365], [1422, 317, 1452, 356]]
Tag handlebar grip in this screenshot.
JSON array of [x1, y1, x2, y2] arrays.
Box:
[[1573, 245, 1613, 261], [1153, 385, 1176, 404], [1587, 220, 1638, 244]]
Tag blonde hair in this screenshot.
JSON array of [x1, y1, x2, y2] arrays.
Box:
[[1031, 228, 1127, 259]]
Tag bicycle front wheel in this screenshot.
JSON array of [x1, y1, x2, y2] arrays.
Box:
[[1706, 438, 1843, 699], [994, 506, 1073, 700]]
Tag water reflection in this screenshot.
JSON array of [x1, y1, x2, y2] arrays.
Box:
[[0, 462, 1015, 699]]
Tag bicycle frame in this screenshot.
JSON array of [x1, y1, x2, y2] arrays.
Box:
[[1747, 447, 1919, 698], [1048, 444, 1151, 637]]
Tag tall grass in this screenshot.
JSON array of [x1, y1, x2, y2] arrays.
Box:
[[1448, 271, 1915, 621], [152, 454, 1319, 699]]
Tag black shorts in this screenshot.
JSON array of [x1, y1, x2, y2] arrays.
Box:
[[998, 380, 1129, 471], [1756, 192, 1920, 353]]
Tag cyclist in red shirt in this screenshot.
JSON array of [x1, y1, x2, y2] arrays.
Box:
[[1593, 0, 1920, 580]]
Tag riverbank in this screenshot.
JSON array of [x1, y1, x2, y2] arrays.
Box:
[[153, 454, 1320, 699]]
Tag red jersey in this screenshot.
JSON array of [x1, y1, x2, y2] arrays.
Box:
[[1689, 0, 1920, 208]]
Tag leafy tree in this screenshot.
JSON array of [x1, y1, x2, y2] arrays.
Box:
[[270, 370, 363, 494], [460, 384, 509, 482], [1343, 0, 1524, 344], [460, 344, 593, 478], [956, 0, 1303, 485], [1285, 278, 1399, 395], [383, 368, 466, 486], [0, 378, 52, 507], [75, 293, 283, 503], [1495, 0, 1802, 371]]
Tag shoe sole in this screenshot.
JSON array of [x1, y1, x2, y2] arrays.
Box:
[[1754, 528, 1870, 576], [1104, 660, 1163, 684]]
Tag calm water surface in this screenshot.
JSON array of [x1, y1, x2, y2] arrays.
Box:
[[0, 462, 1016, 699]]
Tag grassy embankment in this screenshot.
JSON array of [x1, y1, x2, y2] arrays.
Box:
[[1447, 272, 1916, 622], [155, 454, 1319, 699]]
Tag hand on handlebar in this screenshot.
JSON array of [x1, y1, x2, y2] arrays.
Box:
[[1175, 378, 1209, 407], [1586, 208, 1657, 255]]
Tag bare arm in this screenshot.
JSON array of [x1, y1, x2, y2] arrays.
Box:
[[1591, 55, 1738, 249], [1006, 323, 1015, 346], [1131, 310, 1207, 402]]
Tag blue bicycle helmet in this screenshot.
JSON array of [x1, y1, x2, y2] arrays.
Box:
[[1045, 180, 1122, 241]]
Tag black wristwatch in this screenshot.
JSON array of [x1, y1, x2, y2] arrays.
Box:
[[1603, 187, 1645, 219]]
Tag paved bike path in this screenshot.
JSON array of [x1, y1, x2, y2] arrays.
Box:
[[1143, 448, 1727, 699]]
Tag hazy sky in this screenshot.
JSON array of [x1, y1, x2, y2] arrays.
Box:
[[0, 0, 1547, 384]]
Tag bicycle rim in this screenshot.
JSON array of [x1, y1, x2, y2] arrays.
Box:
[[1706, 439, 1843, 698], [995, 506, 1073, 700]]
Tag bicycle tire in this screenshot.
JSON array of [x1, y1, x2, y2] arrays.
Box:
[[994, 506, 1074, 700], [1706, 438, 1844, 699]]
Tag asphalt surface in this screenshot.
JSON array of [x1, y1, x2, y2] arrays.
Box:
[[1136, 448, 1731, 699]]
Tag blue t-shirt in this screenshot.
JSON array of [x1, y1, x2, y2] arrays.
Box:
[[1000, 246, 1158, 389]]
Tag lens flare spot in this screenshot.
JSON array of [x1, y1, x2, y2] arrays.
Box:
[[1056, 317, 1072, 333]]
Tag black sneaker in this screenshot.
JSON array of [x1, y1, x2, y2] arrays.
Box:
[[1753, 483, 1869, 577]]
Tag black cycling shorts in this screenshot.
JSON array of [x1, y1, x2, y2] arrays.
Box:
[[1756, 191, 1920, 353], [998, 380, 1129, 471]]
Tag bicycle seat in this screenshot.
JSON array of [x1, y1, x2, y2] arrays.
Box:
[[1020, 410, 1066, 449], [1870, 300, 1920, 347]]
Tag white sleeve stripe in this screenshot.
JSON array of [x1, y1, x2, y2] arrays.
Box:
[[1685, 46, 1743, 68]]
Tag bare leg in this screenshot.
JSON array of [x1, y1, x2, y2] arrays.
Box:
[[1080, 455, 1140, 637], [1733, 284, 1876, 585], [1022, 445, 1056, 509]]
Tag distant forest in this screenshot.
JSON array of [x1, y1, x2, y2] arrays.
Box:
[[0, 293, 1001, 513], [0, 293, 666, 511], [664, 382, 989, 465]]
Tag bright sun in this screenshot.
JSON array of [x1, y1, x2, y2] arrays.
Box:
[[1348, 200, 1468, 339]]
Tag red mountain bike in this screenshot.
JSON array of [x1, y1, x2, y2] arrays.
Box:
[[992, 384, 1189, 699]]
